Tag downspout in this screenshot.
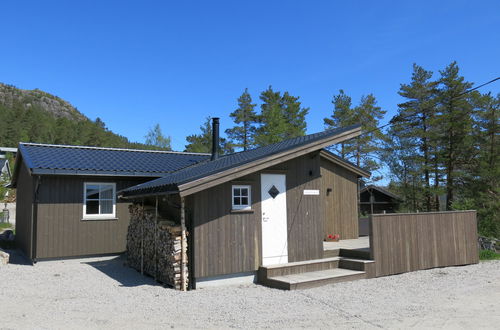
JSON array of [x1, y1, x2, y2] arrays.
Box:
[[180, 196, 187, 291]]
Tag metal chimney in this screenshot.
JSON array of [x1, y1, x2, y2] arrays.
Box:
[[211, 117, 220, 161]]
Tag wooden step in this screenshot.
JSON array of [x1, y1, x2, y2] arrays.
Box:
[[339, 258, 376, 278], [323, 248, 340, 258], [263, 268, 366, 290], [339, 248, 371, 260], [258, 257, 340, 279]]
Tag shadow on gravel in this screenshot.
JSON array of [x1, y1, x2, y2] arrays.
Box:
[[84, 255, 160, 288], [3, 249, 33, 266]]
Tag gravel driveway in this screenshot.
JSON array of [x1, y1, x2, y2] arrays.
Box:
[[1, 252, 498, 329]]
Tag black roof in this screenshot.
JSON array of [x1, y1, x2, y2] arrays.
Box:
[[17, 143, 210, 177], [121, 125, 360, 197], [360, 185, 403, 200]]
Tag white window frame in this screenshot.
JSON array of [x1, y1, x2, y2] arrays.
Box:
[[83, 182, 117, 220], [232, 185, 251, 210]]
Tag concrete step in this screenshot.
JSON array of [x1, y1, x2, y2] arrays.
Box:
[[264, 268, 366, 290], [258, 257, 340, 279]]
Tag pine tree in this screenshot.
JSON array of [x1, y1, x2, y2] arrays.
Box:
[[254, 86, 309, 147], [388, 64, 439, 211], [185, 117, 233, 154], [225, 88, 258, 151], [324, 90, 386, 178], [436, 62, 474, 210], [145, 123, 172, 150]]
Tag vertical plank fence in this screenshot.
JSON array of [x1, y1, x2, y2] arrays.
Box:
[[369, 211, 478, 277]]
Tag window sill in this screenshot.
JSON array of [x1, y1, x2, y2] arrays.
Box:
[[230, 209, 254, 214], [81, 217, 118, 221]]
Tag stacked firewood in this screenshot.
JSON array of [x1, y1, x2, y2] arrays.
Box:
[[126, 205, 188, 290]]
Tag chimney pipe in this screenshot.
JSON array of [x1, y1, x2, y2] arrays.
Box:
[[211, 117, 220, 161]]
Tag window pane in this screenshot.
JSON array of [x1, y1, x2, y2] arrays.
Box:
[[241, 188, 248, 197], [86, 185, 100, 200], [100, 185, 114, 199], [86, 200, 99, 214], [100, 200, 113, 214], [233, 188, 240, 197], [241, 197, 248, 205], [233, 197, 240, 205]]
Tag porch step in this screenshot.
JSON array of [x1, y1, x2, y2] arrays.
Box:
[[323, 248, 340, 258], [258, 257, 340, 279], [339, 248, 371, 260], [264, 268, 366, 290]]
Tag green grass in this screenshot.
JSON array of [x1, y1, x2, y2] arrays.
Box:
[[479, 249, 500, 260], [0, 222, 13, 230]]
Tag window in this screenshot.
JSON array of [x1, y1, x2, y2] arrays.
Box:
[[83, 183, 116, 219], [232, 185, 251, 210]]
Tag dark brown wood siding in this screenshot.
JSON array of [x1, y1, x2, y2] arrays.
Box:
[[189, 153, 324, 279], [35, 176, 150, 259], [14, 162, 35, 259], [369, 211, 479, 277], [320, 158, 359, 239]]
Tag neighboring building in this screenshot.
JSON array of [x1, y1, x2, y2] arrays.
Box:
[[12, 122, 370, 288], [0, 158, 11, 181], [11, 144, 210, 260], [359, 185, 402, 215], [0, 146, 16, 181]]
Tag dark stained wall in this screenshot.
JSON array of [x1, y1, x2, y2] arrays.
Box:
[[15, 161, 34, 259], [320, 158, 359, 240], [189, 152, 324, 279], [34, 176, 150, 259]]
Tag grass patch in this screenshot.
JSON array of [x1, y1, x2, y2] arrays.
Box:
[[479, 249, 500, 260], [0, 222, 13, 230]]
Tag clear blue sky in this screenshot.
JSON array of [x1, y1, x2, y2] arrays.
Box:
[[1, 1, 499, 151]]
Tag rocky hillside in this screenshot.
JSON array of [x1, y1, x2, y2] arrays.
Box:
[[0, 83, 86, 121], [0, 83, 154, 150]]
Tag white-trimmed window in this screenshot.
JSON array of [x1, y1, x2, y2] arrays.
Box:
[[232, 185, 251, 210], [83, 182, 116, 219]]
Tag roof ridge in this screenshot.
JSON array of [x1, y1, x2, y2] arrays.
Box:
[[19, 142, 210, 156]]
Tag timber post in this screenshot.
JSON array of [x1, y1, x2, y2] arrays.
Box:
[[180, 196, 187, 291]]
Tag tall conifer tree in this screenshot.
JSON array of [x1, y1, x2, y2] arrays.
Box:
[[225, 88, 257, 151]]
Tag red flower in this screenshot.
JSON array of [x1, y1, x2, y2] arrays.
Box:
[[328, 234, 333, 239]]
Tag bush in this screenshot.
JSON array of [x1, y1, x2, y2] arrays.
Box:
[[479, 249, 500, 260]]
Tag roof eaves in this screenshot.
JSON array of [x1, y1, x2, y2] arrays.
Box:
[[177, 125, 362, 196], [319, 149, 371, 178]]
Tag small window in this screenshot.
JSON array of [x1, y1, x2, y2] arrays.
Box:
[[232, 185, 251, 210], [83, 183, 116, 219]]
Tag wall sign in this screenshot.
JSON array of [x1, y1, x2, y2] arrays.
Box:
[[303, 189, 320, 196]]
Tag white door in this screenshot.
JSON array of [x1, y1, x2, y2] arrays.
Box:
[[261, 174, 288, 265]]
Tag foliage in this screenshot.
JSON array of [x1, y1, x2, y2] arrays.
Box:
[[225, 88, 258, 151], [144, 124, 172, 150], [253, 86, 309, 147], [0, 84, 156, 150], [324, 90, 386, 180], [185, 117, 234, 154], [382, 62, 499, 239], [479, 250, 500, 260]]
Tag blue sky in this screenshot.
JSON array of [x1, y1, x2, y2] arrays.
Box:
[[1, 1, 499, 151]]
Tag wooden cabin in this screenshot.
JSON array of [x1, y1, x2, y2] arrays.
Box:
[[12, 122, 370, 288]]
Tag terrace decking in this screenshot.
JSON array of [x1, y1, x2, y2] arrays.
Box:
[[258, 237, 374, 290]]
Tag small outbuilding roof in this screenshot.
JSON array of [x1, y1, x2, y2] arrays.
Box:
[[121, 124, 364, 198], [10, 143, 210, 187], [360, 185, 403, 200]]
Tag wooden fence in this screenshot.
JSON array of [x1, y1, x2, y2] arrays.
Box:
[[369, 211, 478, 277]]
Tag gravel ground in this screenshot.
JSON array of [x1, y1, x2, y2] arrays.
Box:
[[1, 252, 499, 329]]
